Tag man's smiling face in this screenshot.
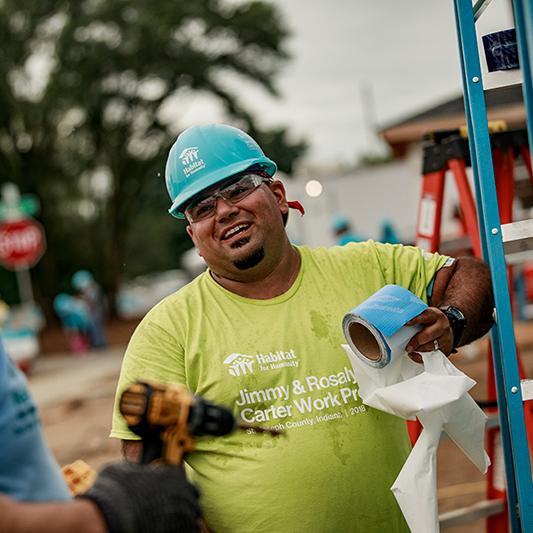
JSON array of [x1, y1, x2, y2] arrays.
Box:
[[186, 178, 289, 280]]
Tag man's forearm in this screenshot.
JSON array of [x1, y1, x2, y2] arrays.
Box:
[[122, 439, 142, 463], [0, 494, 106, 533], [431, 256, 494, 346]]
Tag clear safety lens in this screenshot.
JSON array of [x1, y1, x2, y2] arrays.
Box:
[[185, 174, 267, 222]]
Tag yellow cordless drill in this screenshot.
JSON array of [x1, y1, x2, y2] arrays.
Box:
[[120, 380, 280, 465]]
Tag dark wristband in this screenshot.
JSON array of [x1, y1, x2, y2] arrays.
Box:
[[440, 305, 467, 349]]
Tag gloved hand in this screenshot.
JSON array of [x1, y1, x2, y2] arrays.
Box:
[[80, 462, 202, 533]]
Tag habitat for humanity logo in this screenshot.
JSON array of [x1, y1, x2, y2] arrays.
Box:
[[223, 349, 299, 377], [179, 147, 205, 177], [223, 353, 255, 377]]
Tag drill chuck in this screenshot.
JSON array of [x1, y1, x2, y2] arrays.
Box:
[[188, 397, 236, 436]]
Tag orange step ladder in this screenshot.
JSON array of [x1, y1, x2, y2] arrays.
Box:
[[414, 127, 533, 532]]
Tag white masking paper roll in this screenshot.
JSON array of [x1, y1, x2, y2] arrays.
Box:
[[342, 285, 489, 533]]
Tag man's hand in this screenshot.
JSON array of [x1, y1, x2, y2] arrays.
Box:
[[405, 307, 453, 362], [81, 462, 202, 533]]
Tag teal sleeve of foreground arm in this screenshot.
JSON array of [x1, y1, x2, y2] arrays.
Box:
[[0, 342, 71, 501]]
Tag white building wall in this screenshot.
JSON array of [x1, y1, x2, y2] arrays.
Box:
[[283, 151, 464, 248]]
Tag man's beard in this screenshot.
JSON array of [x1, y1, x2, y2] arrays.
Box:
[[233, 246, 265, 270]]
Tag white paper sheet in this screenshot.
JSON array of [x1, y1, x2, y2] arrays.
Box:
[[341, 285, 489, 533]]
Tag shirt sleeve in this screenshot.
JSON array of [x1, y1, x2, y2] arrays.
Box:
[[373, 242, 452, 302], [110, 313, 186, 440], [0, 343, 71, 501]]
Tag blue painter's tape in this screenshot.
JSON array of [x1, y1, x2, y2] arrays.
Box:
[[348, 285, 427, 338]]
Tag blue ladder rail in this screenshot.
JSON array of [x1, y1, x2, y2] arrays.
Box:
[[453, 1, 533, 531]]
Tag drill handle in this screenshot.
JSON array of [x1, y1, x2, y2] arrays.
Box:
[[139, 431, 164, 465]]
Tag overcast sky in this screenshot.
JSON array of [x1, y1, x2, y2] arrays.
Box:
[[208, 1, 465, 167], [264, 1, 466, 166]]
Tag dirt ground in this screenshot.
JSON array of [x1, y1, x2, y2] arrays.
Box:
[[27, 320, 533, 532]]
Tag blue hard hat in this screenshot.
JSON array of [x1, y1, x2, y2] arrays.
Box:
[[54, 293, 73, 315], [72, 270, 93, 290], [380, 219, 401, 244], [331, 215, 350, 232], [165, 124, 277, 219]]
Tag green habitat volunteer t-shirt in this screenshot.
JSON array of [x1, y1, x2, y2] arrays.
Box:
[[111, 242, 450, 533]]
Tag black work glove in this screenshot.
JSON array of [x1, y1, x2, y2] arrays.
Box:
[[80, 462, 202, 533]]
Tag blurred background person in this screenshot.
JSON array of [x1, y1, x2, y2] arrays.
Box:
[[378, 219, 402, 244], [0, 296, 44, 373], [53, 294, 90, 354], [331, 214, 366, 245], [72, 271, 108, 350]]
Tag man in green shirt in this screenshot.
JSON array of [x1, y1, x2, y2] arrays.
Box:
[[111, 124, 494, 533]]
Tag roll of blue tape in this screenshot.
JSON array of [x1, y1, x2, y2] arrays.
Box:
[[343, 285, 427, 368]]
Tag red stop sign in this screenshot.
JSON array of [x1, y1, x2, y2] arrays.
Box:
[[0, 219, 46, 269]]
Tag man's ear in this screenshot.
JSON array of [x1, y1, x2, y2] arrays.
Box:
[[186, 225, 204, 257], [269, 180, 289, 216], [186, 224, 198, 247]]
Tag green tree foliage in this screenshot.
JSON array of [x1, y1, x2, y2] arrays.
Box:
[[0, 0, 306, 313]]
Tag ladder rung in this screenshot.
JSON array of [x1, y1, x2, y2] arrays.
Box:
[[439, 499, 505, 528], [501, 220, 533, 262], [520, 303, 533, 319], [439, 235, 472, 254], [486, 412, 500, 430], [521, 379, 533, 401], [504, 250, 533, 265]]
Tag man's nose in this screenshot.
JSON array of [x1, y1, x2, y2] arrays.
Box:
[[214, 196, 239, 220]]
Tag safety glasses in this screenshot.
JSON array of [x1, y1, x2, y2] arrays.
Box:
[[184, 173, 270, 223]]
